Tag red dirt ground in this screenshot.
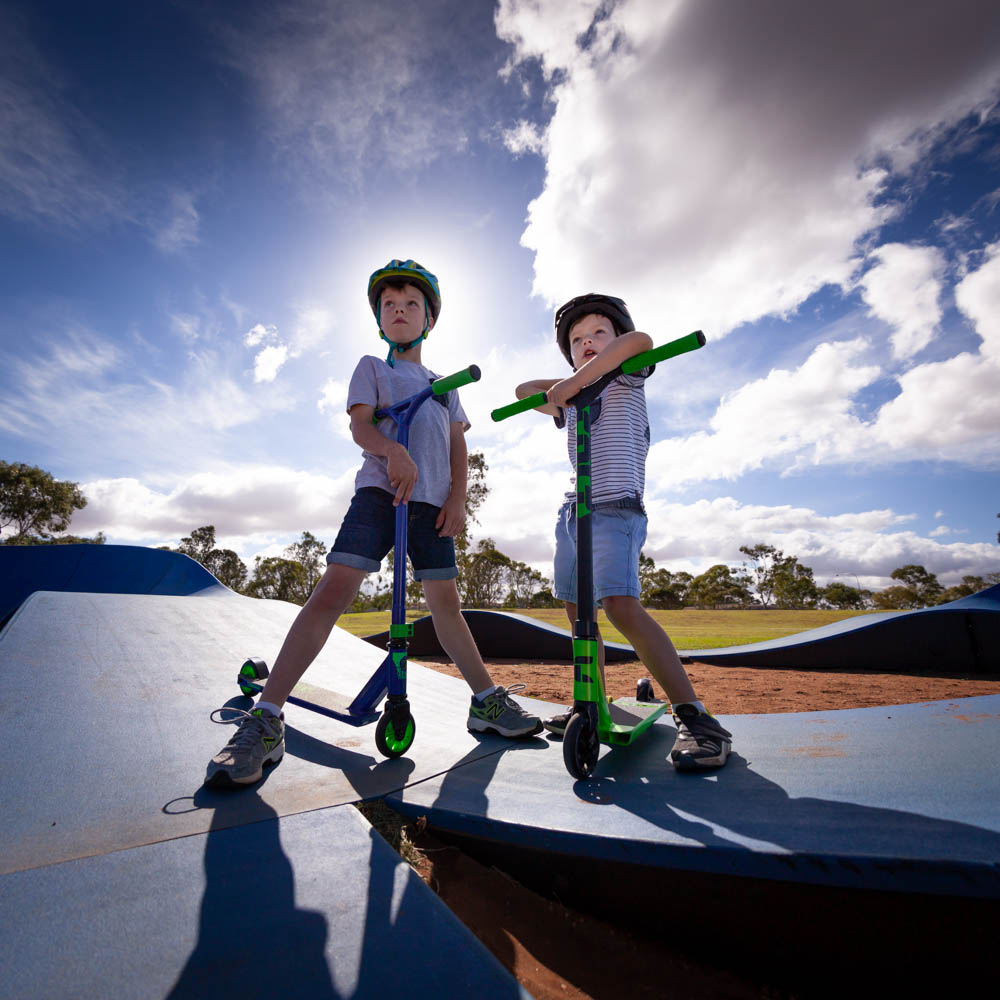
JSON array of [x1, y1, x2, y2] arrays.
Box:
[[395, 657, 1000, 1000]]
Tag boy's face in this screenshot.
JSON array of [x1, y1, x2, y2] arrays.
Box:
[[379, 282, 434, 343], [568, 312, 616, 368]]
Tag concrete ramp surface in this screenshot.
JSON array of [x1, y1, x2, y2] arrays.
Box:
[[0, 585, 531, 999], [3, 544, 999, 996]]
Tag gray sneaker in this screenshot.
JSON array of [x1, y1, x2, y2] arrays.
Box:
[[205, 707, 285, 787], [541, 710, 570, 737], [670, 704, 732, 771], [468, 684, 543, 738]]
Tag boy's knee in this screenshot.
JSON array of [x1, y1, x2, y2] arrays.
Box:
[[602, 594, 642, 621], [310, 564, 363, 616], [423, 579, 461, 616]]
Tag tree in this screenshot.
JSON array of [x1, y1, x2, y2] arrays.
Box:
[[739, 543, 783, 607], [821, 581, 869, 609], [459, 538, 513, 607], [639, 553, 692, 608], [245, 556, 309, 603], [686, 565, 752, 608], [177, 525, 249, 592], [937, 575, 993, 604], [283, 531, 327, 602], [875, 564, 943, 609], [646, 569, 693, 609], [771, 556, 820, 609], [503, 559, 547, 608], [1, 461, 87, 543]]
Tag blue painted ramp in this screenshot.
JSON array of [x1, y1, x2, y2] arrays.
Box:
[[681, 585, 1000, 672], [2, 805, 528, 1000], [0, 543, 227, 622], [387, 695, 1000, 900], [365, 608, 638, 662], [0, 587, 531, 999]]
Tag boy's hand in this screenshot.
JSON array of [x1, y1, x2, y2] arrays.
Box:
[[435, 492, 466, 537], [545, 373, 583, 410], [386, 444, 418, 505]]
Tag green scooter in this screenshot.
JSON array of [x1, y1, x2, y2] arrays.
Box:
[[492, 332, 706, 778]]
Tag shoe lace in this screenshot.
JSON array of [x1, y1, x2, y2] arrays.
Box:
[[210, 707, 271, 749], [497, 683, 531, 715]]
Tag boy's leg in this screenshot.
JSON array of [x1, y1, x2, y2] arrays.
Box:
[[259, 562, 367, 707], [602, 595, 730, 770], [601, 596, 694, 704], [205, 563, 365, 788], [421, 577, 492, 692], [422, 578, 542, 738]]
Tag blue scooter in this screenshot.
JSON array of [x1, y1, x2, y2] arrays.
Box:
[[237, 364, 481, 759]]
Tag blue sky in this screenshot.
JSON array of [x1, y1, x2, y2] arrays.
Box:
[[2, 0, 999, 590]]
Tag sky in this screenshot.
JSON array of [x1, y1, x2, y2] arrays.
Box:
[[2, 0, 1000, 591]]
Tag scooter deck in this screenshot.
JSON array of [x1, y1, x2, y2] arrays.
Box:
[[236, 674, 381, 727], [603, 697, 671, 747]]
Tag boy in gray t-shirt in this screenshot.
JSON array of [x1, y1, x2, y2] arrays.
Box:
[[206, 260, 541, 788]]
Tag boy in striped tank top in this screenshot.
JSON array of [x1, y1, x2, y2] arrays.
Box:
[[514, 294, 732, 770]]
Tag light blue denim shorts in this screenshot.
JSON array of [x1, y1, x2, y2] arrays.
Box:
[[553, 501, 647, 604]]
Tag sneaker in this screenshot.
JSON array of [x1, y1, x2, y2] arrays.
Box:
[[205, 706, 285, 787], [542, 710, 570, 737], [468, 684, 543, 738], [670, 704, 732, 771]]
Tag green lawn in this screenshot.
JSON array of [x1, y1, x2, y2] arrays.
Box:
[[337, 607, 877, 649]]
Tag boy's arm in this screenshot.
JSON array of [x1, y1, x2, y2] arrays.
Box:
[[348, 403, 418, 506], [435, 421, 468, 537], [515, 378, 562, 417], [546, 330, 653, 409]]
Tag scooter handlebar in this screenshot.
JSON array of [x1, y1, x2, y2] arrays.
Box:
[[491, 392, 547, 422], [491, 331, 706, 422], [432, 365, 481, 395]]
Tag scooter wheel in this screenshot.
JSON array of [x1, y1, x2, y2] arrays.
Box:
[[238, 657, 269, 697], [563, 711, 599, 780], [376, 710, 416, 759], [636, 677, 654, 702]]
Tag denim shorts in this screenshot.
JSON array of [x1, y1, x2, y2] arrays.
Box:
[[553, 501, 647, 604], [327, 487, 457, 580]]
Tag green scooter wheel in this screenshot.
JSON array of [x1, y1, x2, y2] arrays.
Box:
[[238, 657, 269, 697], [376, 710, 416, 759], [563, 711, 599, 779]]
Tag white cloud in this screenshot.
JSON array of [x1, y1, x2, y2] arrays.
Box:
[[252, 344, 290, 383], [152, 190, 200, 254], [647, 338, 880, 487], [0, 323, 294, 471], [639, 495, 997, 587], [502, 119, 545, 156], [244, 323, 274, 347], [0, 9, 129, 230], [73, 465, 357, 556], [859, 244, 946, 359], [496, 0, 1000, 336], [215, 0, 495, 185]]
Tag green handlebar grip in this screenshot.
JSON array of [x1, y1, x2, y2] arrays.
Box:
[[432, 364, 481, 395], [491, 391, 547, 422], [621, 330, 705, 374]]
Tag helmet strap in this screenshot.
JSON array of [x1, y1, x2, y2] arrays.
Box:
[[377, 300, 432, 368]]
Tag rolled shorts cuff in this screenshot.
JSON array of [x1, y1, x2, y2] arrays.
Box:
[[412, 565, 458, 581], [326, 550, 381, 573]]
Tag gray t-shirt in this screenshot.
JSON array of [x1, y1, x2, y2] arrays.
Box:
[[347, 355, 470, 507]]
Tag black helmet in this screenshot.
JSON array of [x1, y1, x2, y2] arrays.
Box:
[[555, 293, 634, 366]]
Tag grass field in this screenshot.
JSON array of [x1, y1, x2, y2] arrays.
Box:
[[337, 606, 877, 649]]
